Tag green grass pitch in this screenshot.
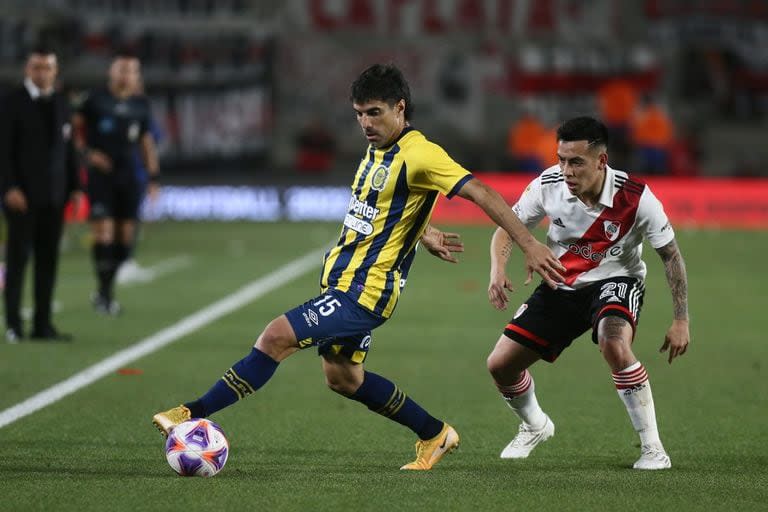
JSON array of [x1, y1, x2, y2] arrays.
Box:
[[0, 221, 766, 511]]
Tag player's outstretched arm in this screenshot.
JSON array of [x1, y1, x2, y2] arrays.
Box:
[[456, 178, 565, 289], [655, 238, 690, 364], [488, 227, 516, 310], [420, 224, 464, 263]]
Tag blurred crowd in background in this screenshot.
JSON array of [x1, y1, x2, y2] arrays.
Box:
[[1, 0, 767, 182]]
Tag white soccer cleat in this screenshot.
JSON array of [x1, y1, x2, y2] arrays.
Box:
[[500, 414, 555, 459], [633, 444, 671, 470]]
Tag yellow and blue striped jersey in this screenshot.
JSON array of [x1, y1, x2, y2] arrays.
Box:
[[320, 127, 473, 318]]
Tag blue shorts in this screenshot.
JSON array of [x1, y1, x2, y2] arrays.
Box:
[[284, 288, 387, 363]]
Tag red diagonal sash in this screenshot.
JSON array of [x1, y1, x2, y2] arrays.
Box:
[[559, 185, 643, 286]]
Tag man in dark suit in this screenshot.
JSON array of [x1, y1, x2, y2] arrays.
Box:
[[0, 47, 82, 343]]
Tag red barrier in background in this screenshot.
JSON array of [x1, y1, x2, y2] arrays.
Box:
[[433, 174, 768, 229]]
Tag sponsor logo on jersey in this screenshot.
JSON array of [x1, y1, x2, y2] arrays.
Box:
[[603, 220, 621, 241], [552, 217, 565, 228], [344, 196, 381, 235], [370, 165, 390, 191], [344, 214, 373, 235], [563, 242, 623, 262], [348, 196, 380, 220]]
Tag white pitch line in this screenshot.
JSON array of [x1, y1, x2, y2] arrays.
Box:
[[117, 254, 193, 285], [0, 247, 326, 430]]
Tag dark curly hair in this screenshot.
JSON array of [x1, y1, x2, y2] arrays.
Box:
[[350, 64, 413, 120]]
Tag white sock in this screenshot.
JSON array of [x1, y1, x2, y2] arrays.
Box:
[[612, 362, 663, 448], [497, 370, 547, 430]]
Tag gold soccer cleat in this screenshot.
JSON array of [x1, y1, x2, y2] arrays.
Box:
[[152, 405, 191, 438], [400, 423, 460, 470]]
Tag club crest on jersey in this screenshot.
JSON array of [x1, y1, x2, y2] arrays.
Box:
[[370, 165, 390, 191], [603, 221, 621, 241]]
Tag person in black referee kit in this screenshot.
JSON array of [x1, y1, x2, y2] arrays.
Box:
[[0, 46, 82, 343], [73, 52, 160, 315]]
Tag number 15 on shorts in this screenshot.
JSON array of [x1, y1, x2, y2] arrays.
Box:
[[314, 294, 342, 316]]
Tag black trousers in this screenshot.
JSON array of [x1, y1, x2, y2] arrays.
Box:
[[3, 205, 65, 333]]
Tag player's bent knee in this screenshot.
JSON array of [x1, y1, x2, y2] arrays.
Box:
[[324, 375, 359, 396], [487, 350, 506, 377], [324, 364, 363, 396], [598, 337, 635, 369], [487, 351, 529, 385], [322, 354, 364, 396], [255, 316, 298, 361], [598, 334, 627, 349], [487, 336, 535, 380]]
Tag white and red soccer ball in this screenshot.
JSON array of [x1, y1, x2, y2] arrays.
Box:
[[165, 419, 229, 477]]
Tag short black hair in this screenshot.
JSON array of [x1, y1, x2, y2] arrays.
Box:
[[350, 64, 413, 120], [557, 116, 609, 148], [29, 44, 56, 57], [112, 48, 139, 61]]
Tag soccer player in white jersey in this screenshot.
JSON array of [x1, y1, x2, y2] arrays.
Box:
[[486, 116, 690, 470]]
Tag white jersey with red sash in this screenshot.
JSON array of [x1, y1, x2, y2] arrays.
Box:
[[512, 165, 675, 290]]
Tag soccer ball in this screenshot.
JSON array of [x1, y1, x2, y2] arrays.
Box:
[[165, 419, 229, 477]]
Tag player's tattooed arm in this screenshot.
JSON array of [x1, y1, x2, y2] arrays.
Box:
[[655, 238, 691, 363], [500, 236, 515, 259], [655, 238, 689, 321], [491, 228, 514, 267], [487, 228, 517, 310]]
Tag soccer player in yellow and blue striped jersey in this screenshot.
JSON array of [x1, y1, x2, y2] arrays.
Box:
[[319, 123, 475, 318], [153, 64, 565, 470]]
